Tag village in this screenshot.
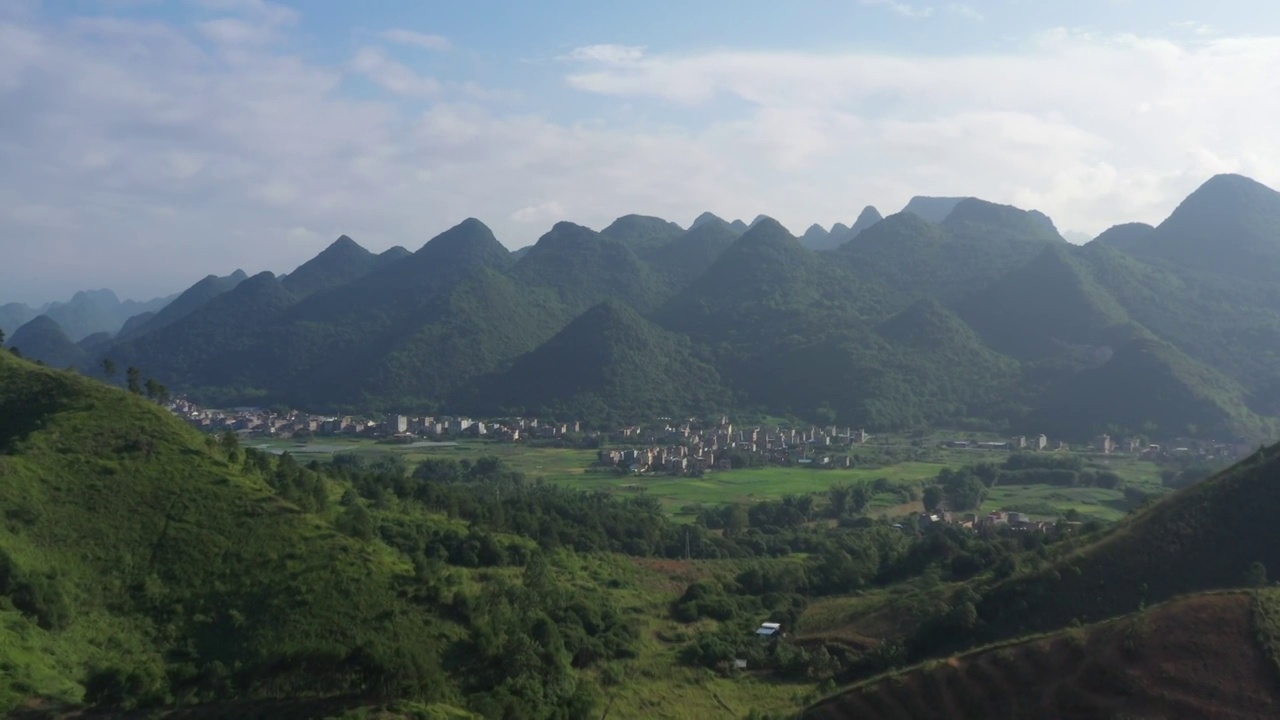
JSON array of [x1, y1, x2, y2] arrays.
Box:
[[165, 398, 1252, 474]]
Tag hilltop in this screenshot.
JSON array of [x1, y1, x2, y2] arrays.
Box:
[[5, 315, 87, 369]]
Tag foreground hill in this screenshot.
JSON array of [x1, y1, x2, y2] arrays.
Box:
[[966, 441, 1280, 643], [804, 592, 1280, 720], [0, 351, 452, 713]]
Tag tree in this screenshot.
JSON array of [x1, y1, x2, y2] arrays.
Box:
[[1246, 561, 1268, 588], [144, 378, 159, 400], [0, 327, 5, 346], [126, 367, 142, 395], [102, 358, 116, 378], [922, 485, 944, 513]]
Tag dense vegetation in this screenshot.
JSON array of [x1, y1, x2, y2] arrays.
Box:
[[9, 173, 1276, 442]]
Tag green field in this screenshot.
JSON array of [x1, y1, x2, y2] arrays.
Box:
[[248, 437, 1172, 522]]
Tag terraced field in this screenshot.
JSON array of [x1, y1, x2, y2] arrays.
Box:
[[803, 592, 1280, 720]]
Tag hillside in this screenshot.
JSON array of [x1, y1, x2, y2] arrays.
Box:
[[115, 270, 248, 342], [1125, 174, 1280, 280], [642, 219, 742, 288], [6, 315, 87, 369], [0, 352, 644, 718], [844, 205, 883, 243], [1032, 336, 1274, 440], [0, 352, 451, 713], [509, 221, 671, 312], [902, 196, 970, 223], [599, 214, 686, 252], [455, 301, 729, 423], [104, 272, 300, 389], [1090, 222, 1155, 252], [955, 244, 1137, 359], [804, 592, 1280, 720], [279, 235, 379, 298], [836, 205, 1057, 308], [966, 441, 1280, 644]]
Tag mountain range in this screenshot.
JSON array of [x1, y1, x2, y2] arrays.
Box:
[[8, 173, 1280, 442]]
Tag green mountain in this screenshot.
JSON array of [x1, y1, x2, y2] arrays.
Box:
[[115, 270, 248, 342], [279, 235, 378, 299], [837, 201, 1065, 309], [378, 245, 412, 264], [104, 272, 299, 390], [599, 214, 685, 252], [456, 301, 729, 423], [799, 223, 832, 250], [971, 441, 1280, 641], [843, 205, 883, 243], [509, 221, 671, 313], [1123, 174, 1280, 280], [1033, 336, 1274, 440], [6, 315, 87, 369], [901, 195, 970, 223], [955, 244, 1137, 359], [1091, 221, 1155, 251], [641, 218, 742, 289]]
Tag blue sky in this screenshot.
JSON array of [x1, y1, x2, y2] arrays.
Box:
[[4, 0, 1280, 302]]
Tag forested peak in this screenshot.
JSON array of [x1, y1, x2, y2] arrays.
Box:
[[1155, 173, 1280, 248], [831, 222, 852, 236], [525, 221, 608, 253], [68, 289, 120, 307], [7, 314, 86, 368], [280, 235, 377, 298], [848, 205, 883, 236], [228, 269, 249, 283], [600, 214, 685, 250], [803, 223, 830, 239], [877, 298, 979, 350], [378, 246, 411, 263], [843, 210, 945, 250], [902, 196, 970, 223], [725, 216, 806, 258], [416, 218, 509, 266], [942, 198, 1065, 242], [690, 211, 729, 229], [1090, 222, 1155, 250], [11, 314, 70, 343]]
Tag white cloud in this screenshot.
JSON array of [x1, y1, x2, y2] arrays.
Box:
[[860, 0, 934, 19], [3, 8, 1280, 303], [381, 29, 451, 51], [566, 44, 646, 64], [351, 46, 441, 96], [946, 4, 983, 20], [512, 200, 566, 224]]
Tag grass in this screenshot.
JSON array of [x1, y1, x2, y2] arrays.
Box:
[[981, 484, 1140, 523], [560, 553, 822, 719], [248, 437, 1174, 524]]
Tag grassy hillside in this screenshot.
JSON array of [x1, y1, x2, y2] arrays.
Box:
[[804, 591, 1280, 719], [0, 353, 644, 718], [0, 351, 455, 713], [964, 442, 1280, 646]]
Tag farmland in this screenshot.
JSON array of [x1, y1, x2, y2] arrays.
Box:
[[247, 437, 1171, 522]]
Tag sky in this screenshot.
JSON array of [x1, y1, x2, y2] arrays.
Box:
[[3, 0, 1280, 303]]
